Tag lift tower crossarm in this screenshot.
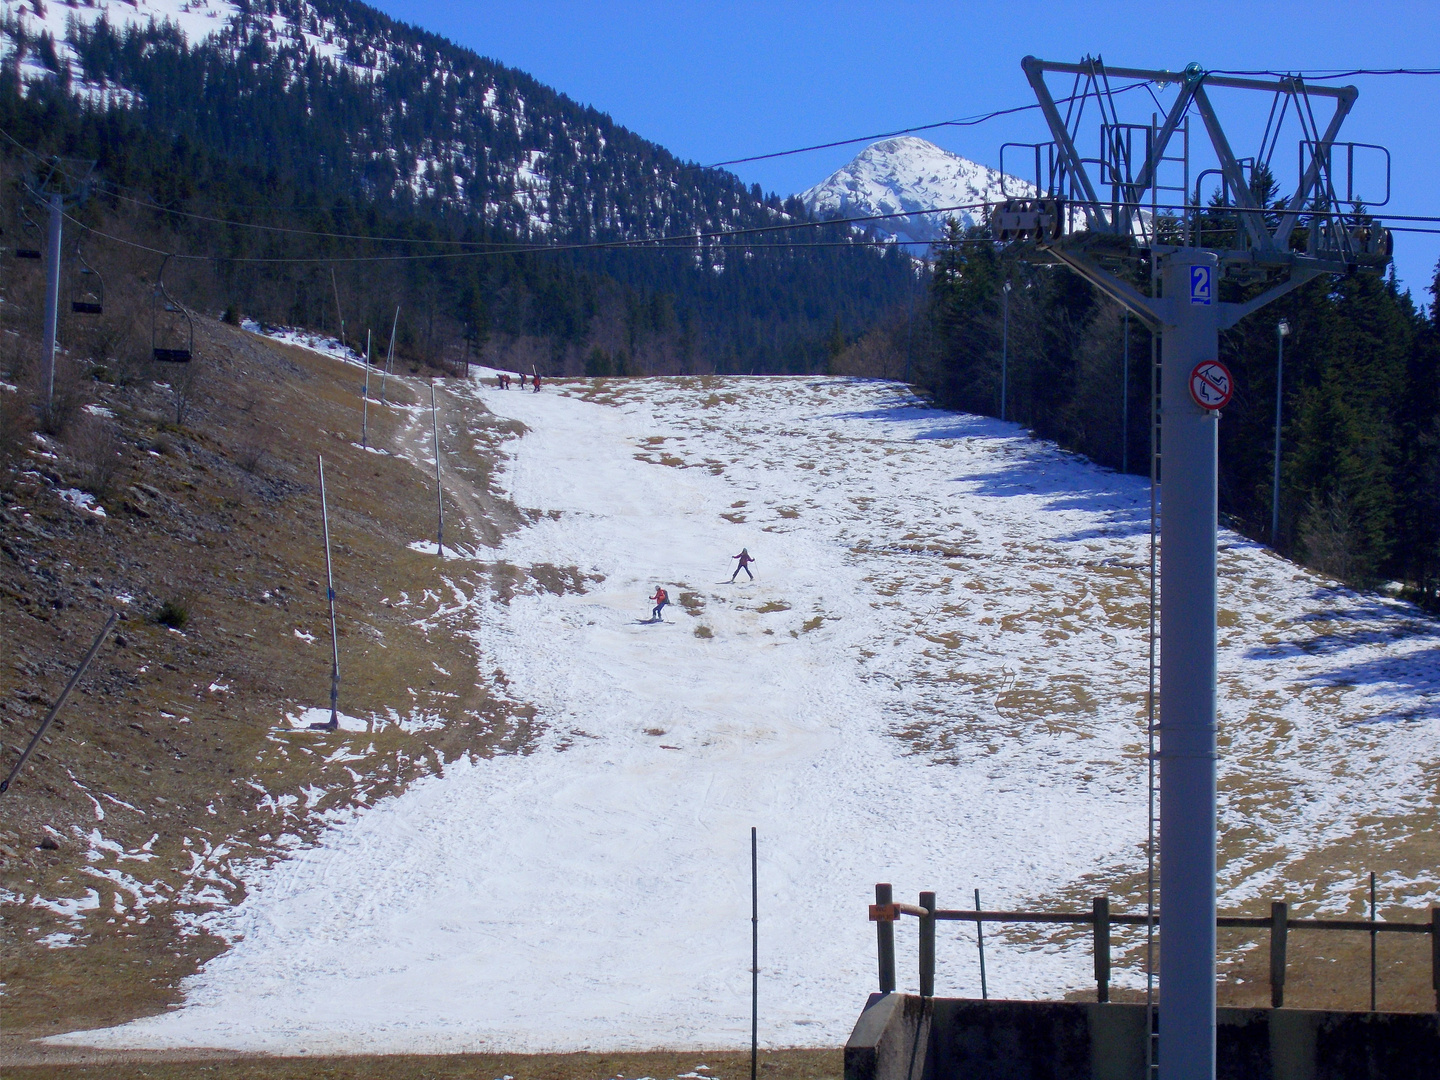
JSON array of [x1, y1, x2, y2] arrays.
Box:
[[1022, 58, 1356, 98], [1274, 84, 1358, 250], [1190, 83, 1278, 255], [1022, 57, 1107, 230], [1046, 244, 1162, 331], [1114, 80, 1199, 239]]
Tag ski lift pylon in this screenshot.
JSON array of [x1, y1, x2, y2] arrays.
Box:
[[151, 255, 193, 363], [71, 242, 103, 315]]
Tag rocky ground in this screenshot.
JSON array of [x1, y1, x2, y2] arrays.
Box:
[[1, 317, 543, 1055]]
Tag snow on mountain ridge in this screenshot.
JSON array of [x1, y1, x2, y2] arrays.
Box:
[[0, 1, 780, 248], [799, 136, 1032, 247]]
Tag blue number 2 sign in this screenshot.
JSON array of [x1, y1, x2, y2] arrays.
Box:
[[1190, 265, 1212, 305]]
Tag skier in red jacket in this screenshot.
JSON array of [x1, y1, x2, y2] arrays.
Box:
[[650, 586, 669, 622]]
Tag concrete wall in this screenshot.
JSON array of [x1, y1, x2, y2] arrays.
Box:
[[844, 995, 1440, 1080]]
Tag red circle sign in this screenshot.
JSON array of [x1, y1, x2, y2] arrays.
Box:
[[1189, 360, 1233, 410]]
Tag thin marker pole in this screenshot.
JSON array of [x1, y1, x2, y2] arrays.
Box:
[[751, 826, 758, 1080], [362, 329, 371, 450], [1144, 257, 1160, 1080], [1271, 320, 1289, 543], [0, 611, 117, 795], [1000, 280, 1010, 421], [1121, 309, 1130, 473], [431, 382, 444, 556], [330, 266, 347, 357], [380, 305, 399, 401], [316, 454, 340, 731], [41, 191, 63, 414], [1369, 871, 1377, 1011], [975, 888, 988, 999]]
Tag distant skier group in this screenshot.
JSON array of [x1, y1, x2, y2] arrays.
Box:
[[646, 548, 755, 624], [496, 371, 541, 392]]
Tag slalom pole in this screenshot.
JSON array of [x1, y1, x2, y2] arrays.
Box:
[[431, 381, 444, 557], [313, 454, 340, 731], [751, 826, 758, 1080], [362, 329, 371, 450]]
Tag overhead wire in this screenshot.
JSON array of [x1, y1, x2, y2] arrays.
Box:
[[59, 197, 1011, 265], [702, 79, 1160, 168], [1207, 68, 1440, 79]]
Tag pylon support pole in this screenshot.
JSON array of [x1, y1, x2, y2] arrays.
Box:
[[1156, 252, 1221, 1079]]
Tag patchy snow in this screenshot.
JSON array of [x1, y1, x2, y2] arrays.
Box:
[[245, 323, 368, 368], [53, 376, 1439, 1054], [1, 0, 240, 93], [283, 707, 370, 733], [407, 538, 479, 560], [57, 488, 106, 518]]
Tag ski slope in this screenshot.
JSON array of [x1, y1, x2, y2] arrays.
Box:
[[55, 375, 1439, 1054]]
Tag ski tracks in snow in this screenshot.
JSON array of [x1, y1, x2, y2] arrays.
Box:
[[53, 375, 1440, 1054]]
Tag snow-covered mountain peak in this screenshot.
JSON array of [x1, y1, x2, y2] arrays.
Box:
[[799, 136, 1030, 247]]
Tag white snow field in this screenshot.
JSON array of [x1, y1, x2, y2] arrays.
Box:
[[56, 375, 1439, 1054]]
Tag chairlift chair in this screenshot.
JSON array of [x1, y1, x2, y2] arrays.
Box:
[[152, 257, 193, 363], [10, 204, 43, 260], [71, 244, 103, 314]]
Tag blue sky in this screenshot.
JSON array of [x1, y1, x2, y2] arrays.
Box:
[[373, 0, 1438, 299]]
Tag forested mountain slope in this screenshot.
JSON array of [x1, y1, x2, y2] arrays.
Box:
[[0, 0, 918, 374]]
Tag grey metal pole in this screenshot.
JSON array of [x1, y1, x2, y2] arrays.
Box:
[[41, 191, 63, 414], [431, 382, 443, 556], [380, 305, 399, 401], [1270, 321, 1289, 544], [1000, 281, 1011, 421], [1158, 250, 1221, 1080], [362, 329, 371, 450], [1121, 309, 1130, 474], [751, 826, 758, 1080], [317, 454, 340, 731], [330, 267, 346, 357]]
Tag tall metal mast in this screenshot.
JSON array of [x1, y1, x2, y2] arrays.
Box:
[[994, 56, 1390, 1080]]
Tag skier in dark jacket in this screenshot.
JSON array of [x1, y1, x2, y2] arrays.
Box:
[[730, 548, 755, 581], [650, 586, 669, 621]]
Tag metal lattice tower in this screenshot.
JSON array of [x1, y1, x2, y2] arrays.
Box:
[[991, 57, 1391, 1080]]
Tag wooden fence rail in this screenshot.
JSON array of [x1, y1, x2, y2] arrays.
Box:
[[869, 883, 1440, 1010]]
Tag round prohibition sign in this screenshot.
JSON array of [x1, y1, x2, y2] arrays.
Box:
[[1189, 360, 1234, 410]]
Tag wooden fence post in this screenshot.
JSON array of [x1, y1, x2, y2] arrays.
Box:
[[1093, 895, 1111, 1003], [919, 891, 936, 998], [1270, 901, 1288, 1008], [875, 883, 896, 994]]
